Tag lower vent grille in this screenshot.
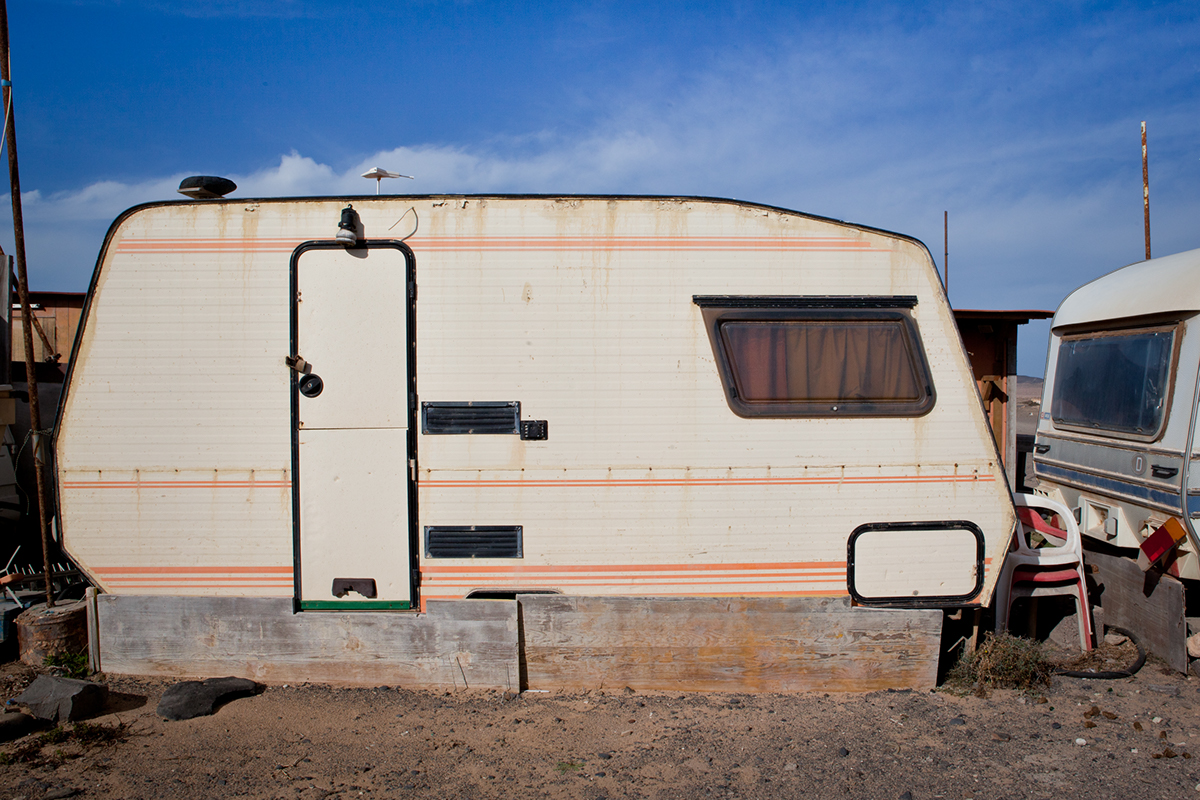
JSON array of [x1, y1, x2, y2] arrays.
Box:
[[422, 401, 520, 434], [425, 525, 523, 558]]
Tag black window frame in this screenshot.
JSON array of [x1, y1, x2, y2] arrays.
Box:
[[694, 295, 936, 418], [1050, 323, 1180, 442]]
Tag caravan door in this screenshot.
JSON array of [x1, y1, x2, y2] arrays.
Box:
[[291, 241, 415, 609]]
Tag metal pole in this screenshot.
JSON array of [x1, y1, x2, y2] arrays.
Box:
[[943, 211, 949, 297], [0, 0, 54, 608], [1142, 121, 1151, 261]]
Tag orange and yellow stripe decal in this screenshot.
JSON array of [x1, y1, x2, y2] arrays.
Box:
[[113, 235, 883, 255], [419, 559, 849, 597], [61, 474, 991, 491], [422, 474, 994, 489], [405, 236, 879, 252], [62, 479, 291, 490], [91, 565, 293, 591]]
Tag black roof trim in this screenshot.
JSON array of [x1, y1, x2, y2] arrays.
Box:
[[693, 295, 918, 309]]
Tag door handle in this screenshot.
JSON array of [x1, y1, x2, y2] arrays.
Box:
[[1034, 444, 1050, 454], [1151, 465, 1178, 479]]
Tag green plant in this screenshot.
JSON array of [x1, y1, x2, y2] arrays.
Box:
[[946, 632, 1054, 696], [44, 650, 89, 679], [555, 760, 583, 773]]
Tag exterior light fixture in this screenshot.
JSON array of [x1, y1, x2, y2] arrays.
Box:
[[361, 166, 414, 194], [336, 205, 359, 246]]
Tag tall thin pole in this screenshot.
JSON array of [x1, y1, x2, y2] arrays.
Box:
[[943, 211, 949, 297], [1142, 121, 1151, 261], [0, 0, 53, 608]]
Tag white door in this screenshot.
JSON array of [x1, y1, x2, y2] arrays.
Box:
[[293, 243, 413, 609]]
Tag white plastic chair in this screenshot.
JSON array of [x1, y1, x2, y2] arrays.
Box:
[[996, 493, 1094, 651]]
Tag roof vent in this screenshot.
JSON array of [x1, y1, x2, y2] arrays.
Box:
[[177, 175, 237, 199]]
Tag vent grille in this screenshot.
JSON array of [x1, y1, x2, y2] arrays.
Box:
[[425, 526, 523, 559], [422, 402, 520, 434]]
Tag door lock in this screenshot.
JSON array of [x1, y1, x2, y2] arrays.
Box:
[[299, 374, 324, 398], [287, 355, 323, 398]]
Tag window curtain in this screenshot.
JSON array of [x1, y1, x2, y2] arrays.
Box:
[[721, 320, 921, 403]]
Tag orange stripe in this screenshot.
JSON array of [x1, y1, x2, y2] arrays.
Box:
[[105, 584, 292, 590], [93, 566, 292, 575], [424, 577, 844, 589], [420, 560, 844, 574], [106, 577, 293, 583], [421, 475, 993, 489], [114, 235, 881, 254], [407, 236, 876, 251], [421, 570, 850, 580], [64, 481, 291, 489], [420, 589, 850, 601], [63, 475, 991, 490]]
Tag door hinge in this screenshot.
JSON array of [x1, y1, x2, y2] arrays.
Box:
[[409, 458, 417, 481], [412, 568, 421, 586]]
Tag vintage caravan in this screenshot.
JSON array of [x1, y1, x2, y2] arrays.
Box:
[[54, 194, 1016, 690], [1033, 247, 1200, 580]]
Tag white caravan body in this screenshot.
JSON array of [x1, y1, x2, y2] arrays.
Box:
[[55, 196, 1013, 613], [1034, 247, 1200, 580]]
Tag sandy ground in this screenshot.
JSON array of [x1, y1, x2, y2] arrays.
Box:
[[3, 643, 1200, 800]]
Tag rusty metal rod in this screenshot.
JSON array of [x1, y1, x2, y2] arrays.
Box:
[[943, 210, 949, 299], [1142, 121, 1151, 261], [0, 0, 53, 608], [23, 304, 57, 361]]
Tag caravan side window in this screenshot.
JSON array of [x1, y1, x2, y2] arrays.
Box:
[[694, 296, 936, 417], [1052, 326, 1176, 439]]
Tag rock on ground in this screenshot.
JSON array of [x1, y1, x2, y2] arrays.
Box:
[[156, 676, 259, 721], [13, 675, 109, 722]]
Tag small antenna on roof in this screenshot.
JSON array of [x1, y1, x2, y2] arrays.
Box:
[[362, 167, 414, 195]]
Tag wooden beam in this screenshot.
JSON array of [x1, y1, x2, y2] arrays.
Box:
[[519, 595, 942, 692], [1088, 550, 1187, 672], [96, 596, 520, 689]]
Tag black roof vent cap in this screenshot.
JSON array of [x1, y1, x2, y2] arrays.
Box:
[[177, 175, 237, 199]]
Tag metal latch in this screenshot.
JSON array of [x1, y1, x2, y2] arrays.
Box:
[[285, 355, 312, 375]]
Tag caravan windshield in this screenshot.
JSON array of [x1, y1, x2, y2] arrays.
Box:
[[1052, 328, 1175, 438]]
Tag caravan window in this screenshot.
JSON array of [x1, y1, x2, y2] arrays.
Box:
[[694, 297, 936, 417], [1052, 327, 1175, 439]]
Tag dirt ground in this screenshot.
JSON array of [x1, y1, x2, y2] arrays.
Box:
[[2, 644, 1199, 800]]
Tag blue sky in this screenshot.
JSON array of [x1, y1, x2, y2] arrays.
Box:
[[4, 0, 1199, 375]]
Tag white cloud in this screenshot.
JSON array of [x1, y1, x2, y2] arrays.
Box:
[[3, 0, 1197, 380]]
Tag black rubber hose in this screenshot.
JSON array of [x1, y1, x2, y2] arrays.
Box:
[[1053, 625, 1146, 679]]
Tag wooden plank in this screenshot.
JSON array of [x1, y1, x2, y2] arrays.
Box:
[[97, 596, 520, 689], [519, 595, 942, 692], [1088, 550, 1187, 672]]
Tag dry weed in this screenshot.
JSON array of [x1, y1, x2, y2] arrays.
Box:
[[946, 632, 1054, 696]]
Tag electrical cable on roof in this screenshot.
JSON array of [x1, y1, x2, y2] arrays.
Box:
[[389, 206, 418, 241]]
